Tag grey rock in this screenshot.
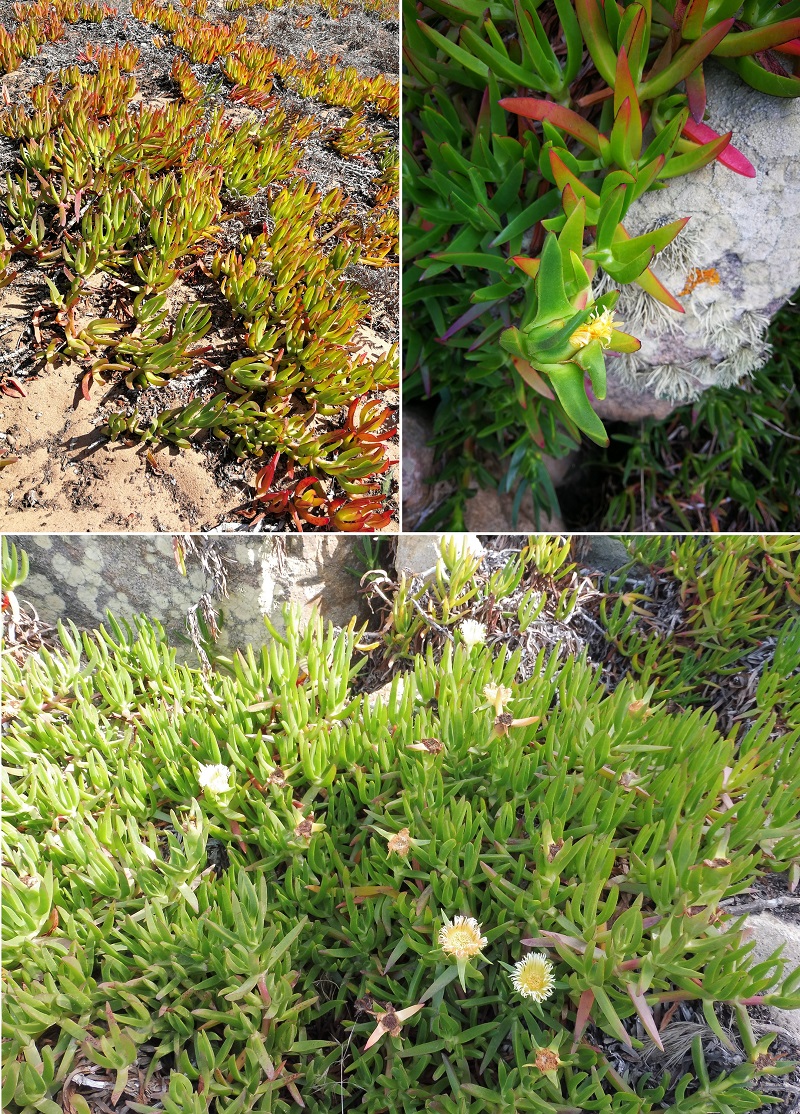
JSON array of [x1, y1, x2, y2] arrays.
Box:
[[401, 406, 456, 529], [574, 536, 637, 574], [600, 62, 800, 408], [572, 535, 647, 579], [395, 533, 484, 579], [463, 483, 566, 533], [594, 367, 676, 423], [744, 912, 800, 1043], [402, 406, 568, 532], [9, 535, 368, 658]]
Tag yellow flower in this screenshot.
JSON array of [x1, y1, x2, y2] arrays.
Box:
[[438, 915, 488, 959], [510, 952, 555, 1002], [569, 307, 622, 350]]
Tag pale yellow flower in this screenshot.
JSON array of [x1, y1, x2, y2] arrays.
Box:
[[510, 952, 555, 1002], [483, 682, 513, 716], [198, 763, 231, 795], [438, 915, 488, 960], [569, 307, 622, 350]]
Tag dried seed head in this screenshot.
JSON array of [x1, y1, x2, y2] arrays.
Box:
[[438, 915, 488, 959], [198, 763, 231, 795], [494, 713, 514, 737], [533, 1048, 561, 1073], [268, 766, 286, 787], [547, 839, 564, 863], [510, 953, 556, 1002], [387, 827, 411, 856], [409, 737, 443, 754], [381, 1006, 401, 1036], [294, 817, 314, 839]]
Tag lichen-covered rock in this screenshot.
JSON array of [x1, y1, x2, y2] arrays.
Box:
[[9, 535, 365, 655], [597, 62, 800, 410]]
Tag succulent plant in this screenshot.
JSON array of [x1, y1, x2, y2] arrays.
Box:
[[0, 0, 398, 530], [405, 0, 800, 526], [3, 535, 800, 1113]]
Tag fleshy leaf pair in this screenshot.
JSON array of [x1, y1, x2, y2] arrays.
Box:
[[500, 206, 643, 447]]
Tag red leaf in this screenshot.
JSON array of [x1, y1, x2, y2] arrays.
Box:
[[2, 377, 27, 398], [255, 451, 280, 495], [573, 988, 595, 1049], [499, 97, 603, 153], [681, 119, 756, 177], [684, 64, 706, 123], [627, 984, 665, 1050]]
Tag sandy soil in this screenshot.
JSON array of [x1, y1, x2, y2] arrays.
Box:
[[0, 0, 399, 532]]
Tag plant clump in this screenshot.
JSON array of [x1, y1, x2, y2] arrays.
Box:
[[0, 0, 399, 530], [404, 0, 800, 528], [3, 534, 800, 1112]]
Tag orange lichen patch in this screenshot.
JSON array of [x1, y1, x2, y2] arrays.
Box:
[[679, 267, 721, 296]]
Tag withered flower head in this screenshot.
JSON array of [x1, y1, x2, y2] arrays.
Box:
[[547, 838, 564, 863], [494, 712, 514, 737], [387, 827, 411, 856], [293, 812, 323, 840], [363, 1002, 424, 1050], [409, 737, 444, 755], [533, 1048, 561, 1073]]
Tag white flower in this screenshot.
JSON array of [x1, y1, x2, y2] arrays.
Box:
[[198, 763, 232, 795], [438, 915, 488, 959], [458, 619, 487, 652], [510, 953, 555, 1002]]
